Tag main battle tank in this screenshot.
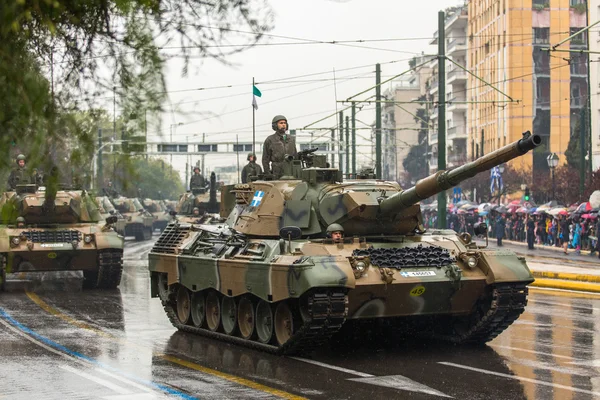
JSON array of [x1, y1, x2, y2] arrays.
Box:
[[95, 196, 127, 235], [149, 131, 541, 354], [142, 199, 173, 232], [0, 184, 124, 290], [110, 197, 154, 240], [175, 172, 220, 223]]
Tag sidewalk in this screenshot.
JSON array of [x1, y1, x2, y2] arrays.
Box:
[[483, 239, 600, 293]]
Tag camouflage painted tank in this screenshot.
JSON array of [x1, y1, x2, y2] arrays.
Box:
[[110, 197, 154, 240], [96, 196, 126, 235], [142, 199, 173, 232], [149, 131, 541, 355], [175, 172, 220, 224], [0, 184, 124, 290]]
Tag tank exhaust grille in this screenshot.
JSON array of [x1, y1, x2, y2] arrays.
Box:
[[152, 223, 191, 254], [21, 230, 82, 243], [352, 244, 453, 269]]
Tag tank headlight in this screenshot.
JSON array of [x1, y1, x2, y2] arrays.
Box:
[[11, 237, 20, 246], [467, 256, 478, 268], [84, 234, 93, 244], [355, 261, 366, 273]]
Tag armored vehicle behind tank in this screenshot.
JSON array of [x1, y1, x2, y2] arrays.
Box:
[[110, 197, 154, 240], [96, 196, 126, 235], [142, 199, 173, 232], [1, 185, 123, 290], [149, 132, 541, 354], [175, 171, 221, 224]]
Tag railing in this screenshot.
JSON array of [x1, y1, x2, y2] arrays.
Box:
[[447, 68, 466, 81], [448, 39, 466, 49]]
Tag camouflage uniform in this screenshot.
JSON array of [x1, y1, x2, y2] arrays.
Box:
[[7, 167, 33, 190], [262, 133, 297, 178], [190, 173, 205, 190], [241, 161, 262, 183]]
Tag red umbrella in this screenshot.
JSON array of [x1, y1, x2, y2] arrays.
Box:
[[558, 209, 569, 216], [582, 213, 597, 219], [576, 202, 592, 213]]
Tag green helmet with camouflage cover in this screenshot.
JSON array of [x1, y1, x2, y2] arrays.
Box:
[[326, 223, 344, 236], [247, 153, 257, 161], [16, 154, 26, 163], [271, 115, 288, 132]]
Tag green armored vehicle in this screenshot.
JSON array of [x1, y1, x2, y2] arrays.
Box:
[[149, 132, 541, 354], [1, 185, 123, 290], [175, 172, 220, 224], [96, 196, 127, 235], [111, 197, 154, 240], [142, 199, 173, 232]]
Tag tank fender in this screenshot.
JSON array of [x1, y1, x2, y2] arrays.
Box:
[[283, 255, 355, 300], [477, 250, 534, 284]]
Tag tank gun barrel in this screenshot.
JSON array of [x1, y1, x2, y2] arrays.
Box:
[[380, 131, 542, 215]]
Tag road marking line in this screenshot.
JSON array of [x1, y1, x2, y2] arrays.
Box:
[[0, 307, 195, 400], [61, 365, 132, 395], [289, 357, 374, 377], [490, 344, 576, 360], [95, 368, 152, 393], [529, 287, 600, 299], [161, 354, 306, 400], [291, 357, 452, 398], [438, 362, 600, 396], [102, 394, 158, 400], [528, 299, 600, 312], [26, 292, 305, 400], [568, 359, 600, 367]]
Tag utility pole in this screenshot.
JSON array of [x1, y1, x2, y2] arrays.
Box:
[[339, 111, 344, 172], [202, 133, 206, 174], [351, 102, 356, 177], [331, 129, 336, 168], [345, 115, 350, 177], [437, 11, 447, 229], [580, 105, 586, 199], [97, 128, 103, 191], [375, 63, 382, 178]]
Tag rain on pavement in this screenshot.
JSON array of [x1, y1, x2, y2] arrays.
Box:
[[1, 236, 599, 400]]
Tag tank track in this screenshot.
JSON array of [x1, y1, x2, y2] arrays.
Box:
[[96, 250, 124, 289], [432, 283, 529, 344], [160, 288, 348, 355]]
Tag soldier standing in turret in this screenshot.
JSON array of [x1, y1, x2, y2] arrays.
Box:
[[241, 153, 262, 183], [7, 154, 33, 190], [262, 115, 297, 179], [190, 167, 205, 193]]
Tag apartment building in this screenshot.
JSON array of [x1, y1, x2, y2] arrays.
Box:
[[428, 6, 469, 173], [468, 0, 588, 175], [590, 0, 600, 169]]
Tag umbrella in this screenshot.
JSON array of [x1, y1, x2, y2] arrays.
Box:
[[558, 209, 569, 216], [575, 202, 592, 213], [515, 206, 529, 214], [479, 211, 489, 216], [478, 203, 492, 213], [495, 206, 509, 214], [548, 207, 568, 216], [527, 207, 537, 214], [541, 200, 560, 208], [455, 200, 471, 207]]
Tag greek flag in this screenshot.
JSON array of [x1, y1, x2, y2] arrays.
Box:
[[250, 190, 264, 207], [490, 167, 503, 193]]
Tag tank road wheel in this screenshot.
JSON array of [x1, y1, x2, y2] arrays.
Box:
[[255, 300, 274, 344], [190, 292, 206, 327], [237, 296, 255, 340], [221, 296, 238, 335], [205, 291, 221, 332], [176, 286, 191, 324], [274, 301, 295, 346]]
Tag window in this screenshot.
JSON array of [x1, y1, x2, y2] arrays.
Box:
[[533, 28, 550, 45], [570, 28, 587, 45], [198, 144, 218, 152]]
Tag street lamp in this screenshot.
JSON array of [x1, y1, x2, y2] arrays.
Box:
[[546, 152, 559, 201]]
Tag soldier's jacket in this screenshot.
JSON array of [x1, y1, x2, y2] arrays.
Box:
[[7, 167, 33, 190], [262, 133, 297, 178], [241, 162, 263, 183], [190, 174, 205, 189]]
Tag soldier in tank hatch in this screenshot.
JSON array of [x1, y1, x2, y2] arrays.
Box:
[[262, 115, 297, 179], [241, 153, 262, 183]]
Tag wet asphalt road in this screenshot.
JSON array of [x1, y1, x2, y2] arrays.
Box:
[[1, 237, 599, 399]]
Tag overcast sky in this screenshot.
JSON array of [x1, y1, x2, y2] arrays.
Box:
[[148, 0, 466, 180]]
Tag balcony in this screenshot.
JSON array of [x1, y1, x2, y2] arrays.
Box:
[[447, 67, 467, 85], [447, 126, 467, 140], [430, 107, 439, 120], [429, 78, 439, 95], [447, 97, 467, 112], [447, 39, 467, 56], [430, 132, 438, 145]]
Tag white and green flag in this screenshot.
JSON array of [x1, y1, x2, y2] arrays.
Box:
[[252, 85, 262, 110]]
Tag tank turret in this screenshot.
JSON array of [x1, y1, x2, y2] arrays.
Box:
[[221, 131, 541, 237]]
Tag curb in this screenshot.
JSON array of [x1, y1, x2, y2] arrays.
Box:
[[505, 240, 591, 256], [531, 270, 600, 283], [529, 278, 600, 293]]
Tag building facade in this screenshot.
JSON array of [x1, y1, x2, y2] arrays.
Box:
[[590, 0, 600, 169], [428, 6, 469, 173], [467, 0, 589, 174]]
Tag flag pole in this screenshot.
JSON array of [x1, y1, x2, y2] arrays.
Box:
[[252, 77, 256, 154]]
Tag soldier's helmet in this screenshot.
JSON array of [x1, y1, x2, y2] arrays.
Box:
[[193, 166, 200, 172], [271, 115, 288, 131], [326, 223, 344, 236], [16, 154, 26, 164], [16, 216, 25, 223], [247, 153, 257, 161]]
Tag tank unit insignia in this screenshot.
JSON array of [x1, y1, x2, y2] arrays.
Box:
[[250, 190, 265, 207]]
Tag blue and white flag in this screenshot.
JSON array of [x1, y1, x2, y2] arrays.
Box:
[[250, 190, 264, 207], [490, 167, 504, 193]]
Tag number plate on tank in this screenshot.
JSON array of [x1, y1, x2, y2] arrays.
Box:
[[400, 271, 436, 277], [40, 243, 65, 248]]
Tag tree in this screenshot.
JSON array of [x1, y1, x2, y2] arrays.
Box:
[[1, 1, 272, 188], [117, 158, 185, 200], [402, 96, 429, 183], [565, 114, 587, 170]]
